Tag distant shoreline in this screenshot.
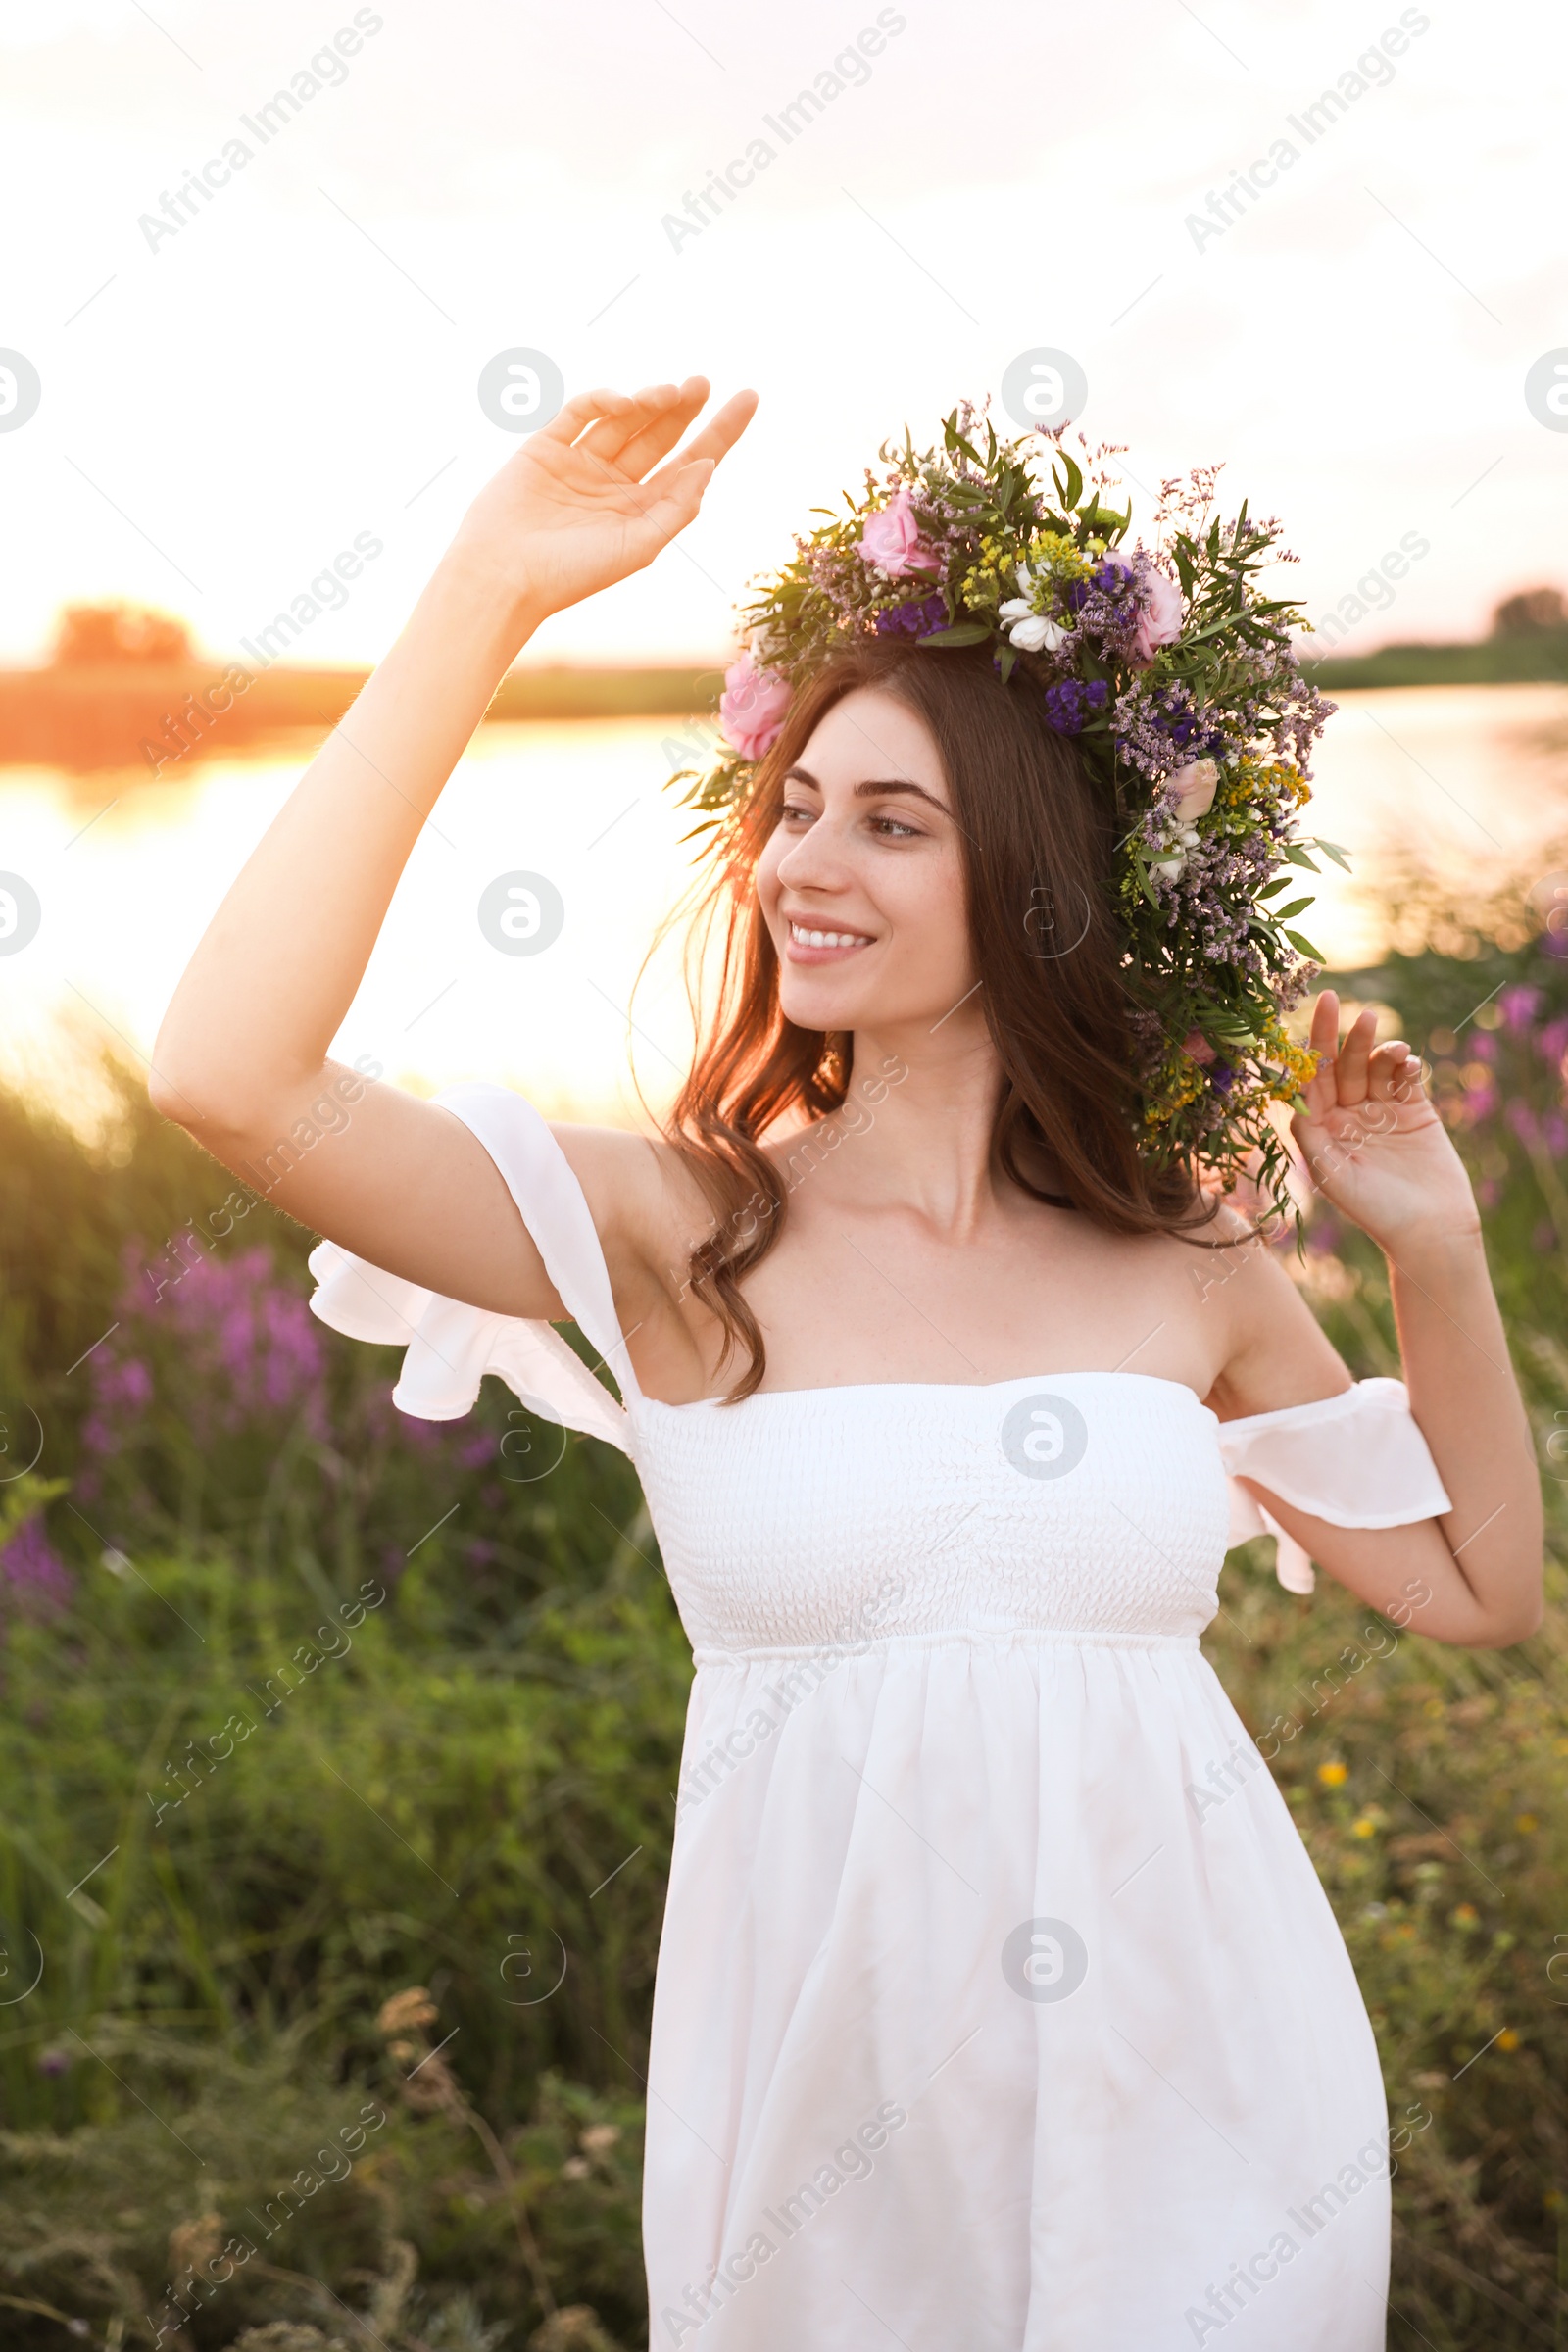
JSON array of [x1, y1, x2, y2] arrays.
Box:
[[0, 662, 724, 771], [4, 639, 1567, 771], [1300, 632, 1568, 691]]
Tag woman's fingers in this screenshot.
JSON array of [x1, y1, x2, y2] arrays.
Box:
[[1300, 989, 1341, 1113], [534, 386, 640, 449], [635, 457, 719, 553], [1333, 1005, 1378, 1107], [576, 379, 695, 466], [689, 385, 760, 465], [1369, 1043, 1426, 1105], [644, 387, 760, 496], [613, 374, 718, 476], [1366, 1039, 1410, 1099]]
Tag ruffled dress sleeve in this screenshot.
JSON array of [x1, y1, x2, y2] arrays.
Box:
[[306, 1082, 640, 1459], [1217, 1376, 1452, 1593]]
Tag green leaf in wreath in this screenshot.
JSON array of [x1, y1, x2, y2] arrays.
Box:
[[1283, 929, 1326, 959], [917, 621, 993, 648]]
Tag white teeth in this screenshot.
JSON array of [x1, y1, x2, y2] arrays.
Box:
[[791, 922, 868, 949]]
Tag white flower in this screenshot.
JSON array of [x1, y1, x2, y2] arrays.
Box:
[[1150, 851, 1187, 882], [998, 601, 1066, 653]]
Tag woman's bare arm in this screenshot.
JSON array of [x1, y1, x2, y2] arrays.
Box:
[[1213, 993, 1544, 1648], [150, 378, 757, 1320]]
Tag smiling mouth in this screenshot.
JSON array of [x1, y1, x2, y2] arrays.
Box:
[[786, 920, 876, 961]]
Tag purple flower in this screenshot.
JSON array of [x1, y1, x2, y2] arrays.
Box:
[[873, 592, 947, 639], [1499, 984, 1543, 1034], [1042, 677, 1109, 734], [1506, 1101, 1541, 1147], [0, 1520, 75, 1622], [1208, 1061, 1235, 1095], [1537, 1016, 1568, 1068], [90, 1250, 331, 1448]]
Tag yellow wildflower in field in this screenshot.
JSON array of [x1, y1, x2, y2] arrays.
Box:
[[1351, 1815, 1378, 1839], [1498, 2030, 1521, 2051], [1317, 1760, 1348, 1787]]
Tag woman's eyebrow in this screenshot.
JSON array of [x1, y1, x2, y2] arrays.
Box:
[[853, 777, 949, 812], [783, 764, 949, 814]]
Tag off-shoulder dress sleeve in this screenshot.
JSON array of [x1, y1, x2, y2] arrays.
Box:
[[1217, 1376, 1452, 1593], [306, 1082, 639, 1459]]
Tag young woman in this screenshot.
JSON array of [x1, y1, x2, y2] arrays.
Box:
[[153, 379, 1543, 2350]]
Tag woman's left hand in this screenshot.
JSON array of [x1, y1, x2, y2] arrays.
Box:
[[1291, 989, 1480, 1250]]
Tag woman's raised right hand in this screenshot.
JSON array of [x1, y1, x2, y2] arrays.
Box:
[[450, 376, 759, 629]]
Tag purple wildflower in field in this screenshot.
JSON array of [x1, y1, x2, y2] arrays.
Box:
[[87, 1245, 331, 1449], [1499, 984, 1544, 1033], [82, 1354, 153, 1457], [0, 1519, 75, 1621], [161, 1249, 327, 1435], [1538, 1016, 1568, 1069]]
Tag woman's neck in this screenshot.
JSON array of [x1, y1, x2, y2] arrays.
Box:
[[807, 1007, 1011, 1237]]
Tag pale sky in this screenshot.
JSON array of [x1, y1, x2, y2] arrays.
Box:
[[1, 0, 1564, 672]]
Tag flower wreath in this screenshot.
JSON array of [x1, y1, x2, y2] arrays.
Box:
[[670, 403, 1344, 1225]]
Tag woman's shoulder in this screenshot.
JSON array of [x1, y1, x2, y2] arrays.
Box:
[[546, 1120, 713, 1259]]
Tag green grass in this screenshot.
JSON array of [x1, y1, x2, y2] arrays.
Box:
[[1, 899, 1566, 2349]]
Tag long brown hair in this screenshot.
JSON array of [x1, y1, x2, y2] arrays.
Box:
[[658, 635, 1210, 1397]]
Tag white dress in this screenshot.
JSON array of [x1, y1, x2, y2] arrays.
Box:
[[309, 1083, 1452, 2352]]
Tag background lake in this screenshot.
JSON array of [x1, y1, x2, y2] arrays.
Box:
[[3, 682, 1566, 1133]]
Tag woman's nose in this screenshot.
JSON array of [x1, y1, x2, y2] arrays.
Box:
[[775, 813, 851, 891]]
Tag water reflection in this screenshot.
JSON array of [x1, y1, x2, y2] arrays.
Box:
[[2, 688, 1564, 1126]]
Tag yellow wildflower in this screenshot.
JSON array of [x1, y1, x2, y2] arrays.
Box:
[[1317, 1760, 1348, 1788]]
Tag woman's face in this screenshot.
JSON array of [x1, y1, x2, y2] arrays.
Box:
[[754, 687, 976, 1038]]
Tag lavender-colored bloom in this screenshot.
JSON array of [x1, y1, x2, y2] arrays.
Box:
[[1538, 1016, 1568, 1066], [1208, 1062, 1235, 1095], [1042, 677, 1108, 734], [36, 2045, 73, 2077], [1498, 984, 1543, 1033], [0, 1520, 75, 1621], [873, 592, 947, 638], [93, 1245, 331, 1446]]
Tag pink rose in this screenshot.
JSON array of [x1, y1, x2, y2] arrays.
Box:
[[858, 485, 942, 579], [1130, 558, 1184, 662], [718, 650, 792, 761], [1168, 758, 1218, 822]]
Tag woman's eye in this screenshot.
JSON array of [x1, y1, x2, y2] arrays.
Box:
[[869, 812, 921, 839]]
